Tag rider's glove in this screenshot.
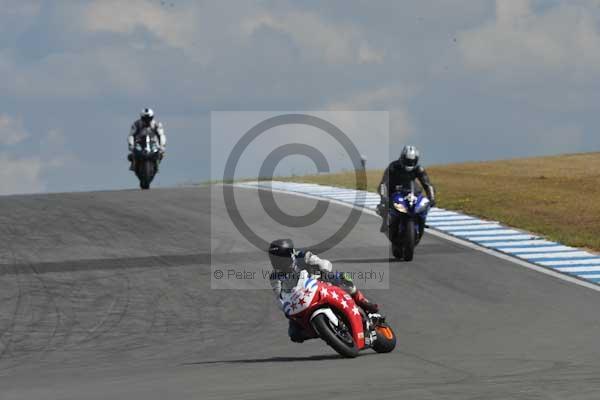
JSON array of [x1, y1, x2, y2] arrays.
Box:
[[305, 251, 332, 274]]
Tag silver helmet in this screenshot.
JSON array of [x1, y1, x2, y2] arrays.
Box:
[[400, 145, 420, 172]]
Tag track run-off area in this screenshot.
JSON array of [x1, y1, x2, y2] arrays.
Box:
[[1, 185, 600, 399]]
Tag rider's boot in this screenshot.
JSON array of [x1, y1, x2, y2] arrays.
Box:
[[155, 152, 164, 173], [377, 203, 387, 233], [288, 320, 311, 343], [379, 220, 386, 233], [128, 153, 135, 171], [352, 289, 379, 313], [416, 220, 425, 244]]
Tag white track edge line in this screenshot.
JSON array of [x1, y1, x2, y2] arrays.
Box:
[[231, 183, 600, 294]]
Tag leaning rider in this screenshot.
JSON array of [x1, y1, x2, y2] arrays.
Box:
[[268, 238, 378, 343]]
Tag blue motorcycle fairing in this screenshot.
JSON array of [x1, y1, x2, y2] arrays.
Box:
[[390, 191, 430, 219], [388, 190, 430, 239]]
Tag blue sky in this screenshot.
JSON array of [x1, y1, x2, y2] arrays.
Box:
[[1, 0, 599, 194]]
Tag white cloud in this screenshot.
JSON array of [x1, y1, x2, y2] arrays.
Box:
[[0, 121, 76, 194], [2, 0, 599, 194], [242, 11, 383, 65], [0, 114, 51, 194], [0, 46, 150, 98], [82, 0, 196, 49], [0, 114, 28, 145], [327, 86, 414, 110], [2, 1, 383, 102], [358, 42, 384, 64], [41, 129, 77, 168], [326, 86, 415, 144], [0, 0, 40, 28], [458, 0, 600, 82], [0, 154, 44, 195], [0, 0, 40, 16], [81, 1, 232, 66]]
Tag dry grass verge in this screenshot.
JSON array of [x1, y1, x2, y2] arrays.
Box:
[[275, 152, 600, 251]]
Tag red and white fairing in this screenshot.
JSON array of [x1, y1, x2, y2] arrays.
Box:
[[281, 270, 366, 349]]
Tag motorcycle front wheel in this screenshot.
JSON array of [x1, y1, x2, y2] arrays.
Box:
[[403, 219, 415, 261], [312, 313, 359, 358], [139, 159, 155, 190]]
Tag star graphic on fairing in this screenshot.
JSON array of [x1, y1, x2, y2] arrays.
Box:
[[303, 288, 312, 296], [352, 305, 360, 315], [320, 288, 329, 297], [290, 302, 297, 311], [340, 299, 348, 309], [330, 291, 339, 300], [298, 297, 306, 306]]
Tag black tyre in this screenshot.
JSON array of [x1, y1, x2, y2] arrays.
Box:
[[403, 220, 415, 261], [392, 244, 403, 259], [312, 313, 359, 358], [372, 324, 397, 353], [144, 160, 155, 186], [139, 160, 155, 190]]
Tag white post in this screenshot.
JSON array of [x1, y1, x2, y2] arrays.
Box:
[[360, 154, 367, 170]]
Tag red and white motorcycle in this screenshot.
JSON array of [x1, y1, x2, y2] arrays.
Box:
[[282, 270, 396, 358]]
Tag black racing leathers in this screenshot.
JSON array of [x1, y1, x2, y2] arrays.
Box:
[[378, 161, 435, 205], [377, 161, 435, 234]]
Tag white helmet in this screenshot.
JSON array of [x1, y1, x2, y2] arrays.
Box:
[[140, 108, 154, 123]]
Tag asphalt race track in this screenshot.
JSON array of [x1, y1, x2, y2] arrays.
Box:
[[1, 186, 600, 399]]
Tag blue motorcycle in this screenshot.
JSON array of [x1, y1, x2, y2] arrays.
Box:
[[386, 183, 431, 261]]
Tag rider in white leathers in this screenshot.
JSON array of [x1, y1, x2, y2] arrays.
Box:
[[128, 108, 166, 171]]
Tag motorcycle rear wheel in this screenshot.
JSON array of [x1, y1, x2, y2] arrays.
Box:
[[392, 244, 403, 259], [312, 314, 359, 358]]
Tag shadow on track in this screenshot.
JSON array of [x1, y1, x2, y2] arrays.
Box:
[[183, 353, 378, 365], [331, 257, 399, 264]]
